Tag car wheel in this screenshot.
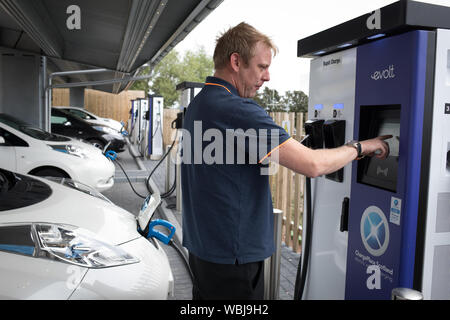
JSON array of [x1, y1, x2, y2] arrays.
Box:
[[31, 167, 70, 179], [89, 139, 105, 150]]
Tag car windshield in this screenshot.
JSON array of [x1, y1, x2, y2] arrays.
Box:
[[64, 108, 94, 120], [0, 169, 52, 211], [0, 113, 69, 141]]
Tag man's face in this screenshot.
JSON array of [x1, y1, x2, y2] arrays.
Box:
[[236, 42, 272, 98]]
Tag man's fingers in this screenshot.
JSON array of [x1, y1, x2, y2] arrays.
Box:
[[375, 141, 390, 159], [377, 135, 393, 141]]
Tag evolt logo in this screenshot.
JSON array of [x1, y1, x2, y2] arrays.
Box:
[[370, 65, 395, 81]]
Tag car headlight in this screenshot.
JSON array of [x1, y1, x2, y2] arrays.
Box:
[[33, 223, 139, 268], [49, 144, 87, 158], [93, 126, 116, 134]]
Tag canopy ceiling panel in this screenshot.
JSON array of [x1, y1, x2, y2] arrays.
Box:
[[0, 0, 222, 93]]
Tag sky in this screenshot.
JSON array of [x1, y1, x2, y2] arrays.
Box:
[[174, 0, 449, 95]]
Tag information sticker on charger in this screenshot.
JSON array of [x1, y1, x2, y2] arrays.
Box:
[[390, 197, 402, 226]]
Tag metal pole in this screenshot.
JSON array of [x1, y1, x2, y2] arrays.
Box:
[[264, 208, 283, 300], [50, 68, 112, 77], [50, 74, 153, 89], [270, 208, 283, 300]]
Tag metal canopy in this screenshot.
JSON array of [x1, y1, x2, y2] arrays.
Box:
[[0, 0, 222, 93]]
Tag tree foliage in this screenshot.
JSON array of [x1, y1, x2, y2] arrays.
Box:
[[254, 87, 308, 113], [130, 47, 214, 108]]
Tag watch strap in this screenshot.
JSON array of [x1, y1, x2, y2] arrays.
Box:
[[346, 140, 364, 160]]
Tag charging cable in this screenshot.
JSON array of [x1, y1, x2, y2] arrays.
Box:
[[105, 150, 147, 199], [294, 134, 312, 300]]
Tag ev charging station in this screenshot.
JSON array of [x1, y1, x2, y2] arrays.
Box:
[[130, 98, 141, 145], [297, 0, 450, 300], [137, 98, 149, 156], [130, 95, 164, 159], [129, 99, 138, 143], [147, 95, 164, 160], [175, 81, 204, 211]]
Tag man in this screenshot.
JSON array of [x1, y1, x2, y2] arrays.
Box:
[[181, 22, 390, 300]]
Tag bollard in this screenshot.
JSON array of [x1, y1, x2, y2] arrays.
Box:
[[391, 288, 424, 300], [264, 208, 283, 300]]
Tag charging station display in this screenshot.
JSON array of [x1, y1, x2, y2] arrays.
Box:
[[358, 105, 400, 192]]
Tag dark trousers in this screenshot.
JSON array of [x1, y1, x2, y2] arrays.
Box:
[[188, 252, 265, 300]]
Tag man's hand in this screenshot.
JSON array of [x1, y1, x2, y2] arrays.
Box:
[[360, 135, 392, 159]]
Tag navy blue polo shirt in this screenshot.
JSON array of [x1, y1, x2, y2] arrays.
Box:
[[181, 76, 291, 264]]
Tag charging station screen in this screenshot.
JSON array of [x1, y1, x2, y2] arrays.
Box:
[[357, 105, 400, 192]]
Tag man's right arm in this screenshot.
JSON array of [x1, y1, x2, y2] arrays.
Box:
[[274, 135, 391, 178]]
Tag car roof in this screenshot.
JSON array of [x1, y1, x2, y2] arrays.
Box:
[[51, 108, 107, 127], [53, 106, 99, 119]]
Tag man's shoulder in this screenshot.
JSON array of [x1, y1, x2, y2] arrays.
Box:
[[232, 97, 267, 114]]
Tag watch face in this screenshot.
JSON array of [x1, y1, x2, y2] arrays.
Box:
[[353, 142, 362, 157]]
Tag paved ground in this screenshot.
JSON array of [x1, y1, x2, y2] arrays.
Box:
[[102, 140, 300, 300]]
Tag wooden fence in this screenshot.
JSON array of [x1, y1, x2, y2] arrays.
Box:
[[269, 112, 306, 253]]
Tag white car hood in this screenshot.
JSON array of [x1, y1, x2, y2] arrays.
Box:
[[46, 136, 105, 155], [99, 118, 123, 132], [1, 177, 139, 246]]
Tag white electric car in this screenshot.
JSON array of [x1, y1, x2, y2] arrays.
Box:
[[0, 168, 173, 299], [0, 113, 115, 192], [53, 106, 124, 133]]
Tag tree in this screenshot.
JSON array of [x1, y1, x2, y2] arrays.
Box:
[[179, 47, 214, 84], [149, 50, 183, 107], [130, 47, 214, 108], [282, 90, 308, 113], [254, 87, 284, 112]]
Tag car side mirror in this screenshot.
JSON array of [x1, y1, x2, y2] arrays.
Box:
[[64, 121, 72, 126], [0, 136, 5, 144]]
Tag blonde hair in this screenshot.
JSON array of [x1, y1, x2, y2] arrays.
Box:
[[213, 22, 278, 70]]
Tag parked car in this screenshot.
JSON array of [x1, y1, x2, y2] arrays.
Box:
[[0, 168, 173, 299], [53, 106, 124, 133], [51, 108, 125, 152], [0, 113, 115, 192]]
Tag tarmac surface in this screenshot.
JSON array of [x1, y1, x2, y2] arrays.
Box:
[[102, 140, 300, 300]]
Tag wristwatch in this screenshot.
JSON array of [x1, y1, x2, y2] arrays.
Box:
[[346, 140, 364, 160]]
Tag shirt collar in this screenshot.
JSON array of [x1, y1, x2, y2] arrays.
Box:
[[205, 76, 238, 96]]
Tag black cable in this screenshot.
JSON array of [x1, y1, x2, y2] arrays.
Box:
[[294, 135, 312, 300], [114, 160, 147, 199], [294, 175, 312, 300], [169, 240, 194, 281], [145, 130, 178, 195], [161, 164, 176, 199]]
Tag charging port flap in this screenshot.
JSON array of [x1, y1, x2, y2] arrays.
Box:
[[137, 193, 161, 231]]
